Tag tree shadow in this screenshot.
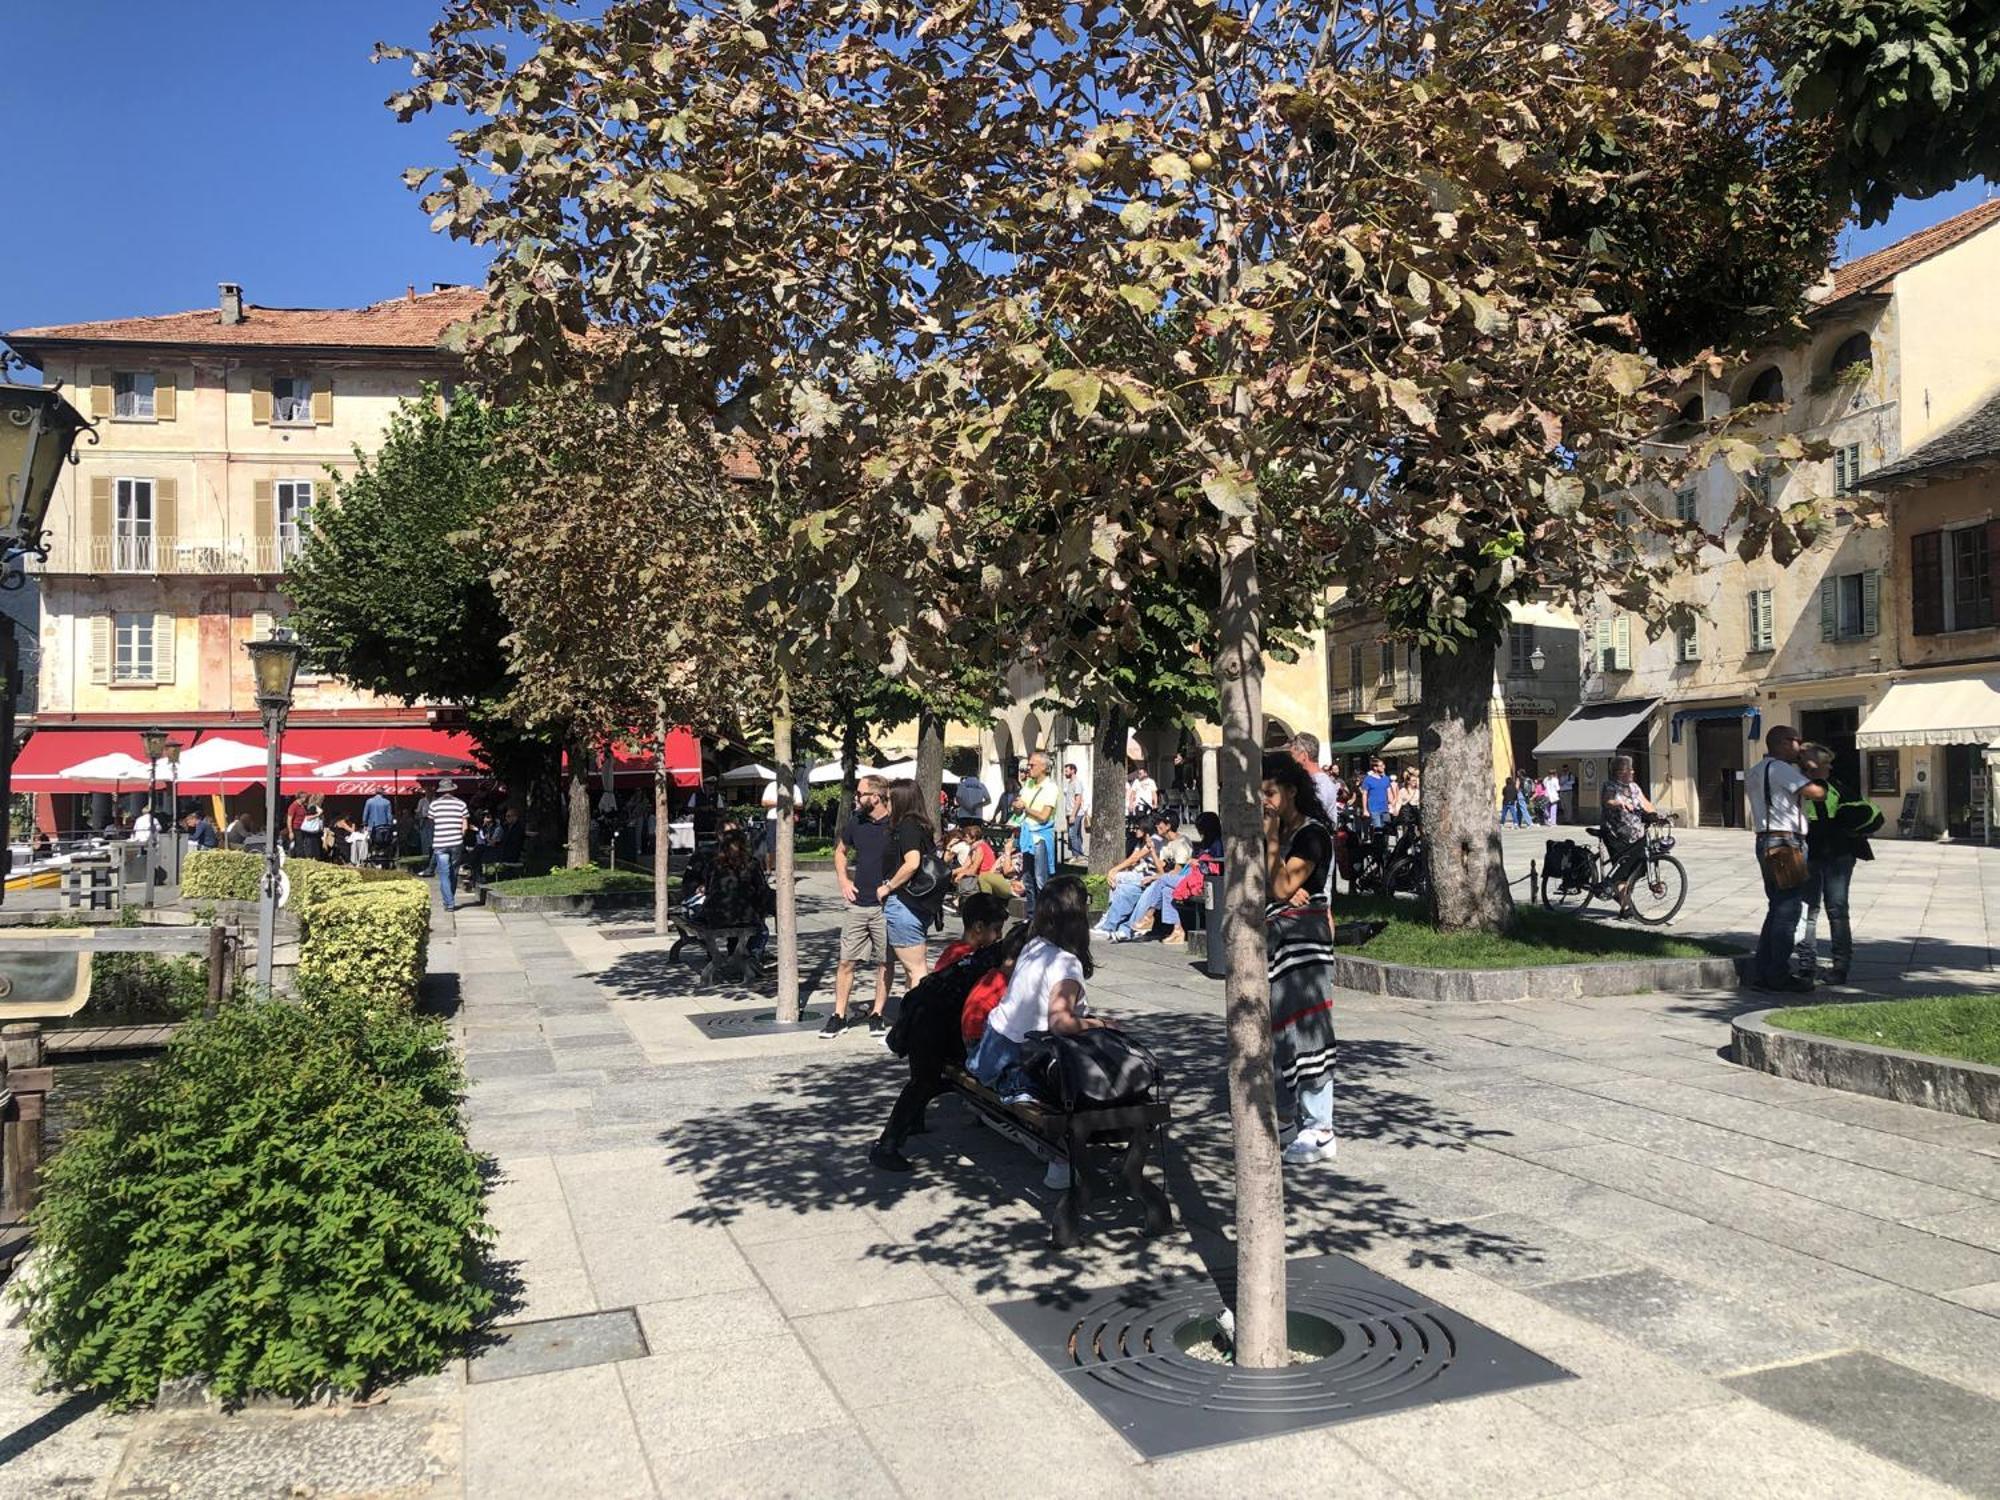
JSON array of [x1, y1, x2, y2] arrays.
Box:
[[592, 930, 868, 1008], [656, 1012, 1540, 1305]]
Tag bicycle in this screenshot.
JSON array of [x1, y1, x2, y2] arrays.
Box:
[[1539, 815, 1687, 925]]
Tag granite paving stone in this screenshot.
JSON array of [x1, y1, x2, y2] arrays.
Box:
[[463, 1364, 653, 1500], [616, 1334, 846, 1458], [1527, 1266, 1844, 1375]]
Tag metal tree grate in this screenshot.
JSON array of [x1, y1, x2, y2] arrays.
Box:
[[992, 1254, 1571, 1458], [683, 1006, 832, 1038]]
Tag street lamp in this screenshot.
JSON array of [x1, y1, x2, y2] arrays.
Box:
[[245, 626, 301, 993], [0, 376, 94, 905], [1529, 645, 1548, 674], [164, 738, 183, 883], [141, 725, 167, 909]]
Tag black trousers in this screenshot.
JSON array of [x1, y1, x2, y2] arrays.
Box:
[[880, 1016, 967, 1151]]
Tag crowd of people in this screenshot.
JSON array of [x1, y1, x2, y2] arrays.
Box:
[[1500, 766, 1576, 826]]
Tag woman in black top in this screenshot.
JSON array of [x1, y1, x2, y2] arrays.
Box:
[[877, 780, 945, 995], [1262, 752, 1339, 1166]]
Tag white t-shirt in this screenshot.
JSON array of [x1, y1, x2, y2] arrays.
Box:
[[1746, 755, 1810, 835], [1128, 775, 1159, 812], [986, 936, 1088, 1043]]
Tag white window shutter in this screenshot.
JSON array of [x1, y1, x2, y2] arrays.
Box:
[[1593, 618, 1611, 670], [1612, 615, 1632, 671], [89, 615, 112, 685], [152, 613, 176, 684]]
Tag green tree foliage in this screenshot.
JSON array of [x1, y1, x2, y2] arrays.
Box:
[[24, 989, 492, 1409], [1757, 0, 2000, 222], [286, 388, 512, 710]]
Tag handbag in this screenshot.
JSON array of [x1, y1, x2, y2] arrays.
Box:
[[1760, 763, 1810, 891], [1019, 1026, 1161, 1110]]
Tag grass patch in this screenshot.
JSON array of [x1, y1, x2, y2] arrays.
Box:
[[1338, 894, 1736, 969], [1771, 993, 2000, 1068], [485, 864, 654, 896]]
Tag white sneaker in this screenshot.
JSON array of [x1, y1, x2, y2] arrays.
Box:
[[1044, 1161, 1073, 1190], [1282, 1130, 1338, 1165]]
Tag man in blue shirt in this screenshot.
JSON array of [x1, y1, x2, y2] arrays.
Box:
[[1361, 756, 1393, 830], [362, 789, 396, 867]]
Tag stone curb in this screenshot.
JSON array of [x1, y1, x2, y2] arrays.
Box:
[[483, 889, 654, 916], [1732, 1006, 2000, 1123], [1331, 951, 1747, 1003]]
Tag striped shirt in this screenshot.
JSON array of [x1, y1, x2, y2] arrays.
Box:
[[427, 795, 469, 850]]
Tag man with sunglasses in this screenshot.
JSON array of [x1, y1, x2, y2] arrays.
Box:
[[826, 775, 894, 1037]]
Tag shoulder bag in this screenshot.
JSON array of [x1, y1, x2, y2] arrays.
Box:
[[1760, 762, 1810, 891]]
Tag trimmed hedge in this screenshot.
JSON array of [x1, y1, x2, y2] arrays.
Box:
[[179, 849, 261, 903], [24, 986, 492, 1408], [296, 878, 431, 1005], [286, 859, 364, 918]]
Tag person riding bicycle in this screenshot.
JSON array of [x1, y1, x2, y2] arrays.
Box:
[[1599, 755, 1656, 916]]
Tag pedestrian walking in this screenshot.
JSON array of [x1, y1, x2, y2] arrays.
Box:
[[1745, 726, 1824, 992], [1540, 771, 1561, 826], [426, 779, 470, 912], [1062, 762, 1087, 861], [1791, 742, 1880, 986], [1287, 733, 1341, 823], [826, 775, 894, 1038], [1501, 772, 1520, 826], [1359, 755, 1393, 831]]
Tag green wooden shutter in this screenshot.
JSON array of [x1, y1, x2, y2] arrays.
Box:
[[1861, 570, 1880, 637], [1759, 590, 1775, 650], [1820, 578, 1836, 640]]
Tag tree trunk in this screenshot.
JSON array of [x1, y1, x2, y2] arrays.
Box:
[[1215, 525, 1288, 1369], [1419, 632, 1514, 933], [772, 682, 801, 1024], [915, 708, 945, 824], [566, 733, 592, 868], [837, 717, 860, 832], [653, 707, 672, 936], [1088, 703, 1128, 876]]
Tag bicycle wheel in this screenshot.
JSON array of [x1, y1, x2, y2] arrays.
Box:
[[1624, 852, 1687, 925], [1386, 855, 1429, 903], [1540, 861, 1592, 914]]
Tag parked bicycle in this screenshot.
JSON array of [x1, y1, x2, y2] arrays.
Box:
[[1539, 815, 1687, 925]]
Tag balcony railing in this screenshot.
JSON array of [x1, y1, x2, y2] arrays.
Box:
[[34, 534, 308, 576]]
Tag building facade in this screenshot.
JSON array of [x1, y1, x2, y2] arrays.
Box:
[[1556, 199, 2000, 832], [5, 283, 484, 830]]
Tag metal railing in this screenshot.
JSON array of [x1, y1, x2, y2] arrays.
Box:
[[34, 535, 307, 576]]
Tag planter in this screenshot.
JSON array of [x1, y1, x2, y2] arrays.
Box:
[[484, 889, 654, 916], [1732, 1007, 2000, 1123], [1331, 951, 1746, 1003]]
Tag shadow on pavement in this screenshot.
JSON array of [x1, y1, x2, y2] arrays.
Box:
[[657, 1012, 1539, 1305]]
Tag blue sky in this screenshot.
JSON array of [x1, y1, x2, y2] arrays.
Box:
[[1, 3, 1992, 339]]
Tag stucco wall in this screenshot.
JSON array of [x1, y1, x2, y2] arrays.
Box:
[[1894, 228, 2000, 451]]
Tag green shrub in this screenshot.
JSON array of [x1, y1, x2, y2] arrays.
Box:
[[179, 850, 261, 903], [285, 859, 363, 919], [23, 988, 492, 1408], [485, 864, 651, 896], [80, 953, 209, 1025], [296, 880, 431, 1004], [1082, 873, 1110, 908]]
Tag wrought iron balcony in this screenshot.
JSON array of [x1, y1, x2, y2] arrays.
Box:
[[31, 533, 307, 576]]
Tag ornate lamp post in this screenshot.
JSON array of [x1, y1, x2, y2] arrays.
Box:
[[164, 737, 183, 883], [0, 376, 93, 906], [140, 725, 168, 908], [1529, 644, 1548, 675], [245, 627, 301, 993]]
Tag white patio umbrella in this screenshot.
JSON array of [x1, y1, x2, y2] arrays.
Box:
[[59, 752, 154, 782], [155, 737, 310, 782], [718, 763, 776, 785], [806, 761, 882, 785], [874, 758, 959, 784]]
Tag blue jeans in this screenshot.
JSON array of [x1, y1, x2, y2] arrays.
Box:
[[1118, 872, 1182, 937], [1793, 854, 1854, 979], [1021, 824, 1056, 920], [1099, 872, 1148, 933], [434, 847, 460, 912], [1067, 816, 1086, 861], [883, 893, 927, 950], [1754, 835, 1806, 985], [967, 1027, 1031, 1099]]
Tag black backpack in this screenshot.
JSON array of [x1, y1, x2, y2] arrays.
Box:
[[885, 943, 1009, 1059], [1019, 1026, 1162, 1110]]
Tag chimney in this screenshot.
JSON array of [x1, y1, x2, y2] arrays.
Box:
[[218, 283, 244, 325], [406, 284, 416, 301], [431, 281, 457, 293]]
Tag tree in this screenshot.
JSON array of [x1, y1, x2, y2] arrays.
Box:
[[285, 389, 567, 851], [388, 0, 1839, 1369], [1757, 0, 2000, 223]]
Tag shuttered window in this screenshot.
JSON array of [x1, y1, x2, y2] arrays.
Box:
[[271, 375, 313, 425], [113, 372, 156, 420], [114, 479, 154, 572], [276, 480, 314, 564], [113, 613, 153, 683], [1819, 571, 1880, 641], [1676, 626, 1700, 662], [1833, 442, 1864, 494], [1673, 487, 1696, 523], [1592, 615, 1632, 672], [1746, 589, 1775, 653], [1347, 644, 1362, 712]]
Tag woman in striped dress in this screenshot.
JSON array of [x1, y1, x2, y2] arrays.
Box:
[[1262, 752, 1340, 1165]]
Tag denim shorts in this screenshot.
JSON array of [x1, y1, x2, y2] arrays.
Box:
[[883, 894, 927, 950]]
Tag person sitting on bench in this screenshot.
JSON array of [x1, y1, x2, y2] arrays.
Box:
[[966, 875, 1105, 1105], [702, 827, 771, 958], [870, 891, 1014, 1173]]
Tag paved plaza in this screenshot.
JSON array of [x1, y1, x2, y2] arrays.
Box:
[[6, 827, 2000, 1497]]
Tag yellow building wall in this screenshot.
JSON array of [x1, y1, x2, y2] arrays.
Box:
[[1892, 228, 2000, 451]]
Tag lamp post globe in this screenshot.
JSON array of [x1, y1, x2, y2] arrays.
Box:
[[1529, 645, 1548, 675], [244, 626, 301, 993]]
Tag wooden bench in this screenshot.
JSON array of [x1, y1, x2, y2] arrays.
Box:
[[671, 921, 764, 984], [940, 1063, 1172, 1248]]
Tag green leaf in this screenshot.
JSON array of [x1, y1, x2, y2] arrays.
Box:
[[1117, 284, 1162, 314], [1042, 369, 1104, 419], [1200, 469, 1258, 517]]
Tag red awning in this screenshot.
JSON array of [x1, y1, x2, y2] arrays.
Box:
[[13, 731, 155, 790], [268, 728, 487, 796], [566, 729, 704, 789]]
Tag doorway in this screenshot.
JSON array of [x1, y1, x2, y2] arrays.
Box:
[[1944, 744, 1992, 843], [1694, 718, 1747, 828], [1798, 707, 1861, 794]]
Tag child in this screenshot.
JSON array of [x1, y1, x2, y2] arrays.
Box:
[[871, 892, 1015, 1173]]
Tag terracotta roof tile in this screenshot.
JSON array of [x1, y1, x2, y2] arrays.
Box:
[[7, 286, 485, 352], [1827, 197, 2000, 304]]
